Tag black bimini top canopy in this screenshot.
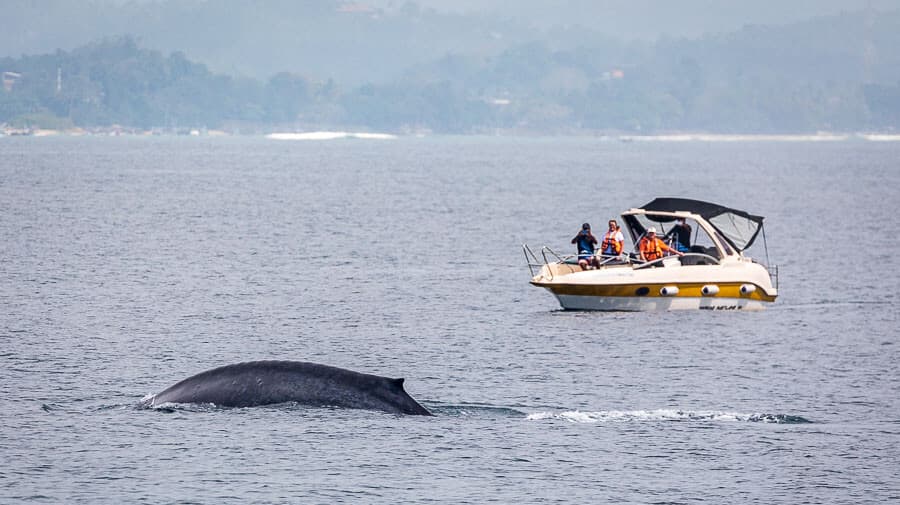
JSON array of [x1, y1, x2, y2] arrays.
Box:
[[638, 197, 765, 252]]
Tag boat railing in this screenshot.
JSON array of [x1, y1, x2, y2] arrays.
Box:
[[538, 246, 569, 281], [522, 244, 543, 277], [525, 245, 722, 277], [751, 258, 779, 290], [596, 254, 629, 266], [523, 245, 585, 280], [543, 247, 627, 267], [541, 246, 567, 264], [523, 244, 567, 277]]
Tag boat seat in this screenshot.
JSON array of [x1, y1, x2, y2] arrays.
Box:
[[682, 245, 720, 265]]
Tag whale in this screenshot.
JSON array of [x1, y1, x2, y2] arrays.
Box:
[[145, 360, 432, 416]]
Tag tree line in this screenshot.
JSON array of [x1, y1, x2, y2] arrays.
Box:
[[2, 30, 899, 133]]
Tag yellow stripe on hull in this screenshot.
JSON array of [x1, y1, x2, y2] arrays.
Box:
[[551, 294, 768, 311], [532, 281, 777, 303]]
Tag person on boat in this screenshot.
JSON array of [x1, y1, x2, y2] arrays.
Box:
[[600, 219, 625, 256], [571, 222, 600, 270], [664, 218, 692, 252], [639, 227, 684, 264]]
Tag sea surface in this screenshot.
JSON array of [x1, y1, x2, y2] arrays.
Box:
[[1, 136, 898, 504]]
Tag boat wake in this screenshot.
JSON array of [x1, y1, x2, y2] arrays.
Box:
[[526, 409, 811, 424]]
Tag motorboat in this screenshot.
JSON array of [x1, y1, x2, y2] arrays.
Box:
[[524, 198, 778, 311]]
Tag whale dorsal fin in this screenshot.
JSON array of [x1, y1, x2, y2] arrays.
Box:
[[390, 378, 405, 390]]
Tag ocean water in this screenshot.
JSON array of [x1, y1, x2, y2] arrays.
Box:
[[1, 136, 898, 504]]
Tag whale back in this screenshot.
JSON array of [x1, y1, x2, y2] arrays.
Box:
[[149, 360, 432, 416]]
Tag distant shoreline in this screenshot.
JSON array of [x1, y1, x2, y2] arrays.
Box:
[[4, 128, 900, 142]]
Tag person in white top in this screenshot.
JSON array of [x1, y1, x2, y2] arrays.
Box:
[[600, 219, 625, 256]]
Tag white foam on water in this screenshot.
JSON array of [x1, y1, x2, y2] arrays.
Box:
[[138, 393, 196, 410], [618, 134, 850, 142], [526, 409, 784, 423], [860, 134, 900, 141], [351, 132, 397, 139]]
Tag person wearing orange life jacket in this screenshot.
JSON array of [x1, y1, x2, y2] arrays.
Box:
[[639, 227, 684, 264], [600, 219, 625, 256]]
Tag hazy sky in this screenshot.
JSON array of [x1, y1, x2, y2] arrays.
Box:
[[371, 0, 895, 39]]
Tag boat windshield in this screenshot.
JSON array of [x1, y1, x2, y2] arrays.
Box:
[[639, 198, 764, 252], [707, 212, 758, 252], [625, 214, 725, 258]]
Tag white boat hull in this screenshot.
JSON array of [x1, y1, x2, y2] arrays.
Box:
[[531, 258, 777, 312], [551, 293, 768, 311]]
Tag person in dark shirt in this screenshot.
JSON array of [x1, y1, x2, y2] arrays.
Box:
[[571, 222, 600, 270], [664, 218, 692, 252]]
